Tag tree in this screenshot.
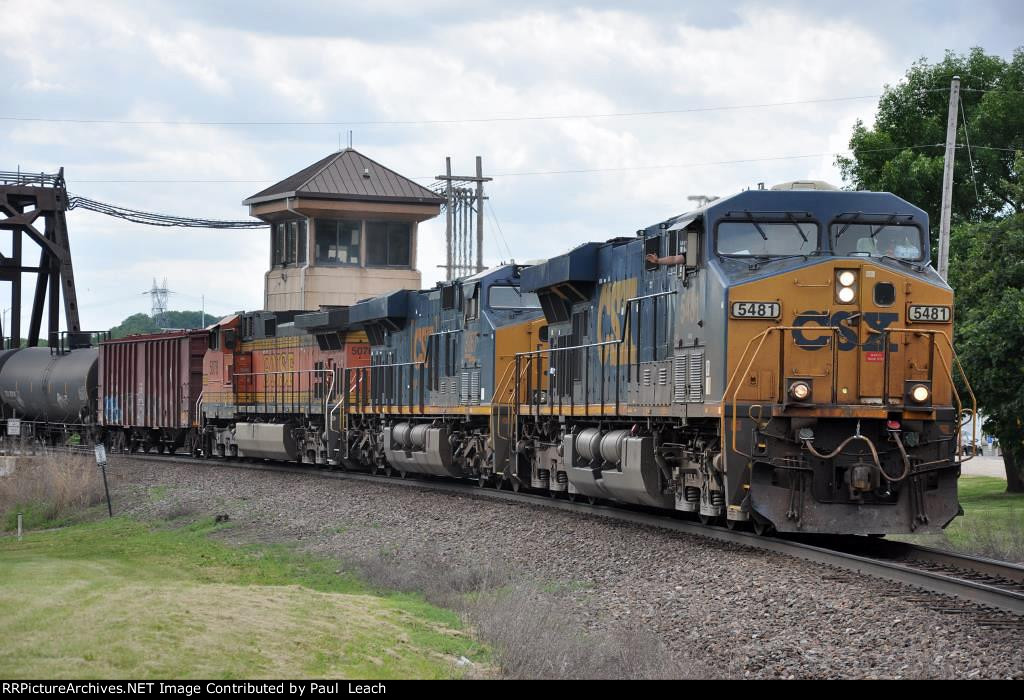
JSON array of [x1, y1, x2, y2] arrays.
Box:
[[109, 313, 159, 339], [949, 155, 1024, 491], [108, 310, 214, 339], [838, 47, 1024, 232], [839, 48, 1024, 490]]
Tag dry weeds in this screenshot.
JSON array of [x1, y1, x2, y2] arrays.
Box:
[[346, 547, 687, 679], [0, 451, 105, 530]]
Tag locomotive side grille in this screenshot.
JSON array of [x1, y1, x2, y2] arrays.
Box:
[[672, 351, 688, 403], [688, 350, 704, 402], [642, 367, 652, 387], [657, 366, 668, 386], [470, 369, 481, 405], [459, 370, 470, 405]]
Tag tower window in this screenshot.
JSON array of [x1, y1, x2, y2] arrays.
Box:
[[366, 222, 411, 267]]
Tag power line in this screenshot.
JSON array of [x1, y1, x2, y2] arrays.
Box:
[[0, 94, 885, 128], [67, 195, 266, 228], [959, 96, 981, 205], [60, 143, 1019, 191], [484, 200, 515, 262], [487, 144, 948, 178]]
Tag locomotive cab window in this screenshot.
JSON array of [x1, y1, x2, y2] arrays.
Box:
[[717, 220, 818, 257], [831, 223, 924, 261], [489, 286, 541, 310]]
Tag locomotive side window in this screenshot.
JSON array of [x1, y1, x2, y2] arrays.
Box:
[[717, 221, 818, 256], [831, 223, 924, 261], [644, 236, 660, 271], [489, 286, 541, 310], [464, 283, 480, 321]]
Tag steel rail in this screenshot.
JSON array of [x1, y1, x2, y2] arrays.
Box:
[[99, 451, 1024, 617]]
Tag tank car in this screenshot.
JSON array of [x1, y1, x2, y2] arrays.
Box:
[[0, 346, 99, 444]]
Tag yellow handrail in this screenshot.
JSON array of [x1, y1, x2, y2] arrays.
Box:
[[719, 325, 977, 467]]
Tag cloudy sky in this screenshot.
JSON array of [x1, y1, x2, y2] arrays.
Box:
[[1, 0, 1020, 332]]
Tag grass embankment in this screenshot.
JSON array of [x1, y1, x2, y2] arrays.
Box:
[[0, 518, 487, 679], [897, 476, 1024, 562]]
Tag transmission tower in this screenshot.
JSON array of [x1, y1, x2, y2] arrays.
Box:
[[144, 278, 170, 327]]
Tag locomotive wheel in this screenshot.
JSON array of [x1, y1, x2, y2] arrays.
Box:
[[586, 496, 598, 506], [752, 518, 773, 537], [477, 474, 490, 489], [384, 465, 393, 478], [567, 493, 577, 503], [399, 470, 408, 479], [511, 478, 522, 493], [371, 462, 381, 476], [725, 518, 742, 531], [698, 513, 714, 526]]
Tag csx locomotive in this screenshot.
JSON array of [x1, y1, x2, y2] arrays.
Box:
[[0, 181, 974, 536]]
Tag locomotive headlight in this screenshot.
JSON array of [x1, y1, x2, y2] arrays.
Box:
[[789, 381, 811, 401], [836, 269, 858, 304], [911, 384, 930, 403]]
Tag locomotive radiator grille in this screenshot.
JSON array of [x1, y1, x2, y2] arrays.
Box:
[[688, 350, 704, 402], [673, 351, 688, 403], [459, 369, 482, 405]]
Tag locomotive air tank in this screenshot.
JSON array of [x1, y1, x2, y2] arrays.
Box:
[[0, 347, 98, 422]]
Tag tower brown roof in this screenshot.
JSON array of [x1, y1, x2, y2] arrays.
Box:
[[243, 149, 444, 206]]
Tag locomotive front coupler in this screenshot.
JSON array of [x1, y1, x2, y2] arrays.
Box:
[[799, 421, 888, 496]]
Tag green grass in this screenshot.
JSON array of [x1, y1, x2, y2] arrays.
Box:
[[2, 499, 77, 531], [0, 517, 488, 679], [895, 475, 1024, 562]]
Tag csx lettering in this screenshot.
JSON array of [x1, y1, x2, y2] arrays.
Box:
[[793, 311, 899, 352]]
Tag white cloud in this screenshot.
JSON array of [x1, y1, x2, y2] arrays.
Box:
[[0, 1, 1010, 331]]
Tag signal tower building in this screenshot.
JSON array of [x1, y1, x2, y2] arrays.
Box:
[[244, 149, 444, 311]]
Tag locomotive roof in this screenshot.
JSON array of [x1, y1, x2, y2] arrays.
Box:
[[643, 187, 927, 237]]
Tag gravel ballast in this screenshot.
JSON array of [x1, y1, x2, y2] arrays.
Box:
[[108, 457, 1023, 680]]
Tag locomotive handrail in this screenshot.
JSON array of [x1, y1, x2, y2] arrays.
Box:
[[721, 325, 976, 467], [232, 368, 335, 418], [507, 289, 678, 449], [881, 328, 977, 464], [194, 391, 204, 429], [723, 325, 842, 461]]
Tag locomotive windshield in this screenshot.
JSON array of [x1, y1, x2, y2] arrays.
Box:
[[489, 285, 541, 310], [717, 221, 818, 257], [831, 223, 924, 260]]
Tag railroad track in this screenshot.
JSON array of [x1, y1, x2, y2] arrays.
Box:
[[27, 447, 1024, 620]]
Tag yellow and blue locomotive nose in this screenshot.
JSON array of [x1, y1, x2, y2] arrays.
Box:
[[727, 260, 954, 409]]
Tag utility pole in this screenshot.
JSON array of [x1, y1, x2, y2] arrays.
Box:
[[444, 157, 453, 281], [475, 156, 485, 273], [435, 157, 492, 281], [938, 75, 960, 281]]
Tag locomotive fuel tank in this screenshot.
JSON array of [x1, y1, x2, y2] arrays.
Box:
[[0, 347, 99, 422]]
